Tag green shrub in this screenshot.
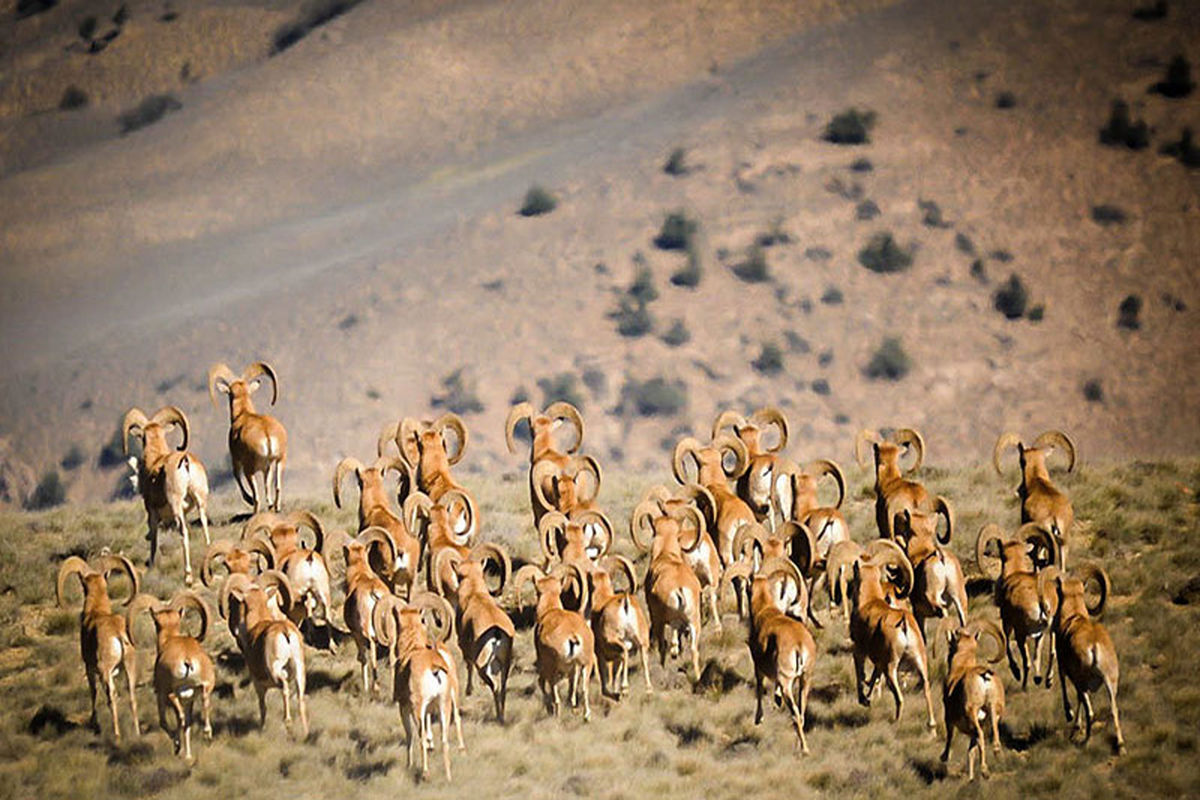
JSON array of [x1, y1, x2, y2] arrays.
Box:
[[1151, 55, 1194, 98], [663, 147, 689, 176], [621, 377, 687, 417], [822, 108, 876, 145], [537, 373, 586, 411], [660, 319, 690, 347], [858, 233, 912, 273], [751, 343, 784, 375], [59, 86, 88, 110], [609, 298, 653, 337], [431, 368, 483, 414], [27, 470, 66, 510], [670, 246, 702, 287], [654, 212, 697, 251], [627, 264, 658, 304], [731, 246, 770, 283], [1117, 294, 1142, 330], [993, 274, 1029, 319], [1099, 100, 1149, 150], [117, 94, 181, 134], [864, 338, 911, 381], [518, 185, 558, 217]]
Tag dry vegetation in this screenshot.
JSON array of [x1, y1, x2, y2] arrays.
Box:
[[2, 460, 1198, 799]]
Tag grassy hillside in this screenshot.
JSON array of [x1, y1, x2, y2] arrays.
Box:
[[1, 459, 1197, 799]]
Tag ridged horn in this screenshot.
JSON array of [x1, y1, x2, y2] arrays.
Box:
[[433, 413, 468, 465], [469, 542, 511, 596], [511, 564, 545, 607], [751, 407, 789, 453], [97, 554, 139, 605], [218, 573, 254, 621], [332, 457, 364, 509], [1080, 563, 1110, 617], [761, 556, 807, 618], [604, 554, 638, 595], [55, 556, 92, 607], [672, 504, 707, 552], [241, 361, 279, 405], [504, 403, 534, 455], [932, 496, 954, 545], [974, 524, 1005, 581], [993, 432, 1022, 475], [894, 428, 925, 472], [711, 410, 748, 441], [207, 363, 237, 408], [377, 420, 400, 458], [286, 510, 325, 554], [170, 591, 212, 643], [434, 549, 466, 598], [672, 437, 704, 485], [241, 511, 279, 542], [438, 488, 476, 544], [824, 541, 864, 606], [121, 408, 149, 457], [357, 526, 398, 572], [257, 569, 295, 613], [397, 417, 422, 470], [732, 522, 768, 565], [805, 459, 846, 509], [545, 402, 584, 454], [714, 434, 750, 478], [781, 521, 818, 577], [530, 459, 562, 513], [571, 454, 603, 503], [854, 429, 881, 469], [538, 511, 568, 561], [411, 591, 455, 643], [628, 498, 659, 553], [718, 560, 753, 609], [1018, 523, 1061, 571], [573, 509, 613, 559], [551, 560, 589, 613], [865, 539, 913, 598], [150, 406, 189, 451], [967, 618, 1008, 665], [372, 594, 401, 649], [124, 593, 163, 645], [402, 492, 434, 538], [1033, 430, 1076, 473]]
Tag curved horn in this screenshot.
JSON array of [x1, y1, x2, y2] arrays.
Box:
[[377, 455, 415, 502], [97, 554, 139, 605], [357, 526, 398, 573], [1033, 430, 1076, 473], [376, 420, 400, 458], [170, 591, 212, 643], [434, 549, 466, 597], [551, 561, 589, 613], [628, 498, 659, 553], [718, 560, 753, 609], [206, 363, 237, 409], [438, 488, 476, 544], [854, 428, 881, 469], [1018, 523, 1061, 571], [55, 556, 92, 607], [751, 406, 789, 453], [546, 402, 584, 454], [504, 402, 534, 455], [124, 593, 163, 645], [781, 521, 818, 577], [538, 511, 568, 561], [571, 454, 603, 503], [932, 496, 954, 545], [530, 459, 562, 514], [241, 511, 279, 542], [397, 417, 422, 470], [286, 510, 325, 554], [865, 539, 913, 598], [672, 437, 704, 485], [202, 540, 238, 588], [241, 361, 279, 405], [121, 408, 149, 456], [332, 457, 365, 509], [469, 542, 511, 596], [992, 432, 1022, 475], [150, 406, 189, 451], [672, 504, 708, 552], [974, 524, 1005, 581], [732, 523, 768, 565], [411, 591, 456, 643], [218, 573, 253, 621], [805, 459, 846, 509], [1080, 563, 1110, 617], [402, 492, 434, 539], [824, 541, 864, 606], [573, 509, 613, 559], [433, 413, 468, 465], [714, 434, 750, 478], [372, 594, 401, 649], [893, 428, 925, 472], [711, 410, 748, 441], [679, 482, 718, 528], [967, 618, 1008, 665], [603, 555, 638, 595], [258, 569, 295, 613], [761, 556, 808, 618], [511, 564, 546, 607]]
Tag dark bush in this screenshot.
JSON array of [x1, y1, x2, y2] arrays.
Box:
[[849, 158, 873, 172], [969, 259, 988, 283], [820, 286, 844, 305], [989, 249, 1013, 262], [581, 368, 606, 396], [994, 90, 1017, 109], [59, 86, 88, 111], [609, 298, 653, 337], [431, 368, 483, 415], [1092, 204, 1127, 225], [27, 470, 66, 510], [822, 108, 877, 145], [518, 185, 558, 217], [1082, 379, 1104, 403], [864, 338, 911, 381], [538, 373, 586, 411], [818, 349, 834, 367], [627, 264, 658, 304], [117, 94, 181, 135], [660, 319, 690, 347], [272, 0, 364, 54], [919, 199, 950, 228], [805, 247, 832, 262], [654, 212, 697, 251], [16, 0, 57, 19], [1117, 294, 1142, 330], [811, 379, 831, 395], [621, 377, 687, 417], [664, 147, 689, 176], [78, 16, 97, 39], [858, 233, 913, 273], [1027, 304, 1044, 322], [1098, 100, 1150, 150], [338, 314, 359, 330], [60, 445, 85, 471], [670, 246, 702, 287], [785, 331, 811, 354], [855, 200, 880, 221], [1159, 127, 1200, 167], [731, 246, 770, 283], [1151, 55, 1194, 98], [1132, 0, 1167, 20], [112, 4, 127, 24], [751, 343, 784, 375], [755, 219, 792, 247], [99, 427, 129, 468], [993, 274, 1029, 319]]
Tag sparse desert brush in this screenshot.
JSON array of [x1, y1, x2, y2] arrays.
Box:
[[858, 232, 913, 273], [660, 318, 690, 347], [654, 211, 697, 251], [751, 342, 784, 375], [627, 263, 659, 304], [26, 470, 66, 510], [1118, 294, 1143, 330], [993, 273, 1029, 320], [1083, 378, 1104, 403], [1159, 127, 1200, 168], [1099, 100, 1150, 150], [58, 86, 88, 111], [1151, 55, 1194, 99], [518, 184, 558, 216], [670, 245, 703, 288], [856, 200, 880, 221], [663, 147, 690, 176], [272, 0, 364, 54], [731, 245, 770, 283], [994, 90, 1017, 109], [609, 297, 654, 337], [821, 286, 844, 305], [823, 108, 877, 144], [620, 376, 687, 416], [59, 445, 84, 472], [864, 337, 910, 380], [431, 367, 484, 414], [1092, 204, 1128, 226], [117, 94, 181, 135], [537, 372, 586, 411]]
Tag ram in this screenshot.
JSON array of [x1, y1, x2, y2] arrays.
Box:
[[855, 427, 929, 539], [779, 459, 850, 563], [56, 553, 141, 740], [976, 523, 1061, 689], [529, 454, 603, 518], [209, 362, 287, 511], [326, 526, 399, 696], [994, 430, 1077, 564], [720, 556, 817, 752], [334, 455, 422, 599], [201, 538, 275, 588], [537, 509, 613, 575], [1050, 564, 1124, 751], [639, 502, 707, 679], [672, 434, 755, 568], [218, 571, 308, 738], [379, 414, 477, 540], [512, 561, 596, 720], [126, 590, 215, 760], [891, 499, 968, 639], [936, 619, 1007, 780], [403, 489, 477, 598], [727, 521, 821, 629], [587, 555, 653, 698], [123, 406, 211, 584], [242, 510, 337, 648], [846, 539, 937, 729], [712, 407, 791, 528], [435, 545, 514, 722], [374, 593, 465, 780], [505, 401, 585, 527]]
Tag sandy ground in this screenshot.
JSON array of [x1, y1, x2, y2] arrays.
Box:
[[0, 0, 1197, 506]]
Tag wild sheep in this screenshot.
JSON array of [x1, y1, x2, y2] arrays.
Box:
[[855, 427, 929, 539], [891, 499, 968, 639], [994, 430, 1077, 564], [333, 455, 423, 599], [936, 619, 1007, 780], [505, 401, 585, 527], [712, 407, 791, 528], [208, 362, 287, 511]]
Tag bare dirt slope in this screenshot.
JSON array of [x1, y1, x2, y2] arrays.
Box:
[[0, 0, 1197, 505]]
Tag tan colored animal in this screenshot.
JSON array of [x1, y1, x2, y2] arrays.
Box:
[[937, 620, 1007, 780], [721, 557, 818, 753], [640, 503, 706, 679], [123, 406, 211, 584], [126, 591, 215, 760], [778, 459, 850, 562], [374, 593, 465, 781], [976, 523, 1061, 688], [1050, 565, 1124, 751], [379, 414, 477, 540], [505, 401, 585, 527], [513, 562, 595, 720], [201, 538, 275, 588], [404, 489, 477, 598], [435, 546, 514, 722], [673, 434, 755, 568], [243, 510, 336, 646], [587, 555, 653, 698], [334, 455, 422, 599], [847, 540, 937, 729], [529, 454, 603, 518], [218, 572, 308, 738], [208, 362, 287, 511], [537, 509, 613, 575], [891, 500, 968, 639], [326, 526, 398, 696], [994, 430, 1076, 563], [56, 554, 141, 740], [855, 428, 929, 539], [712, 407, 790, 527]]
